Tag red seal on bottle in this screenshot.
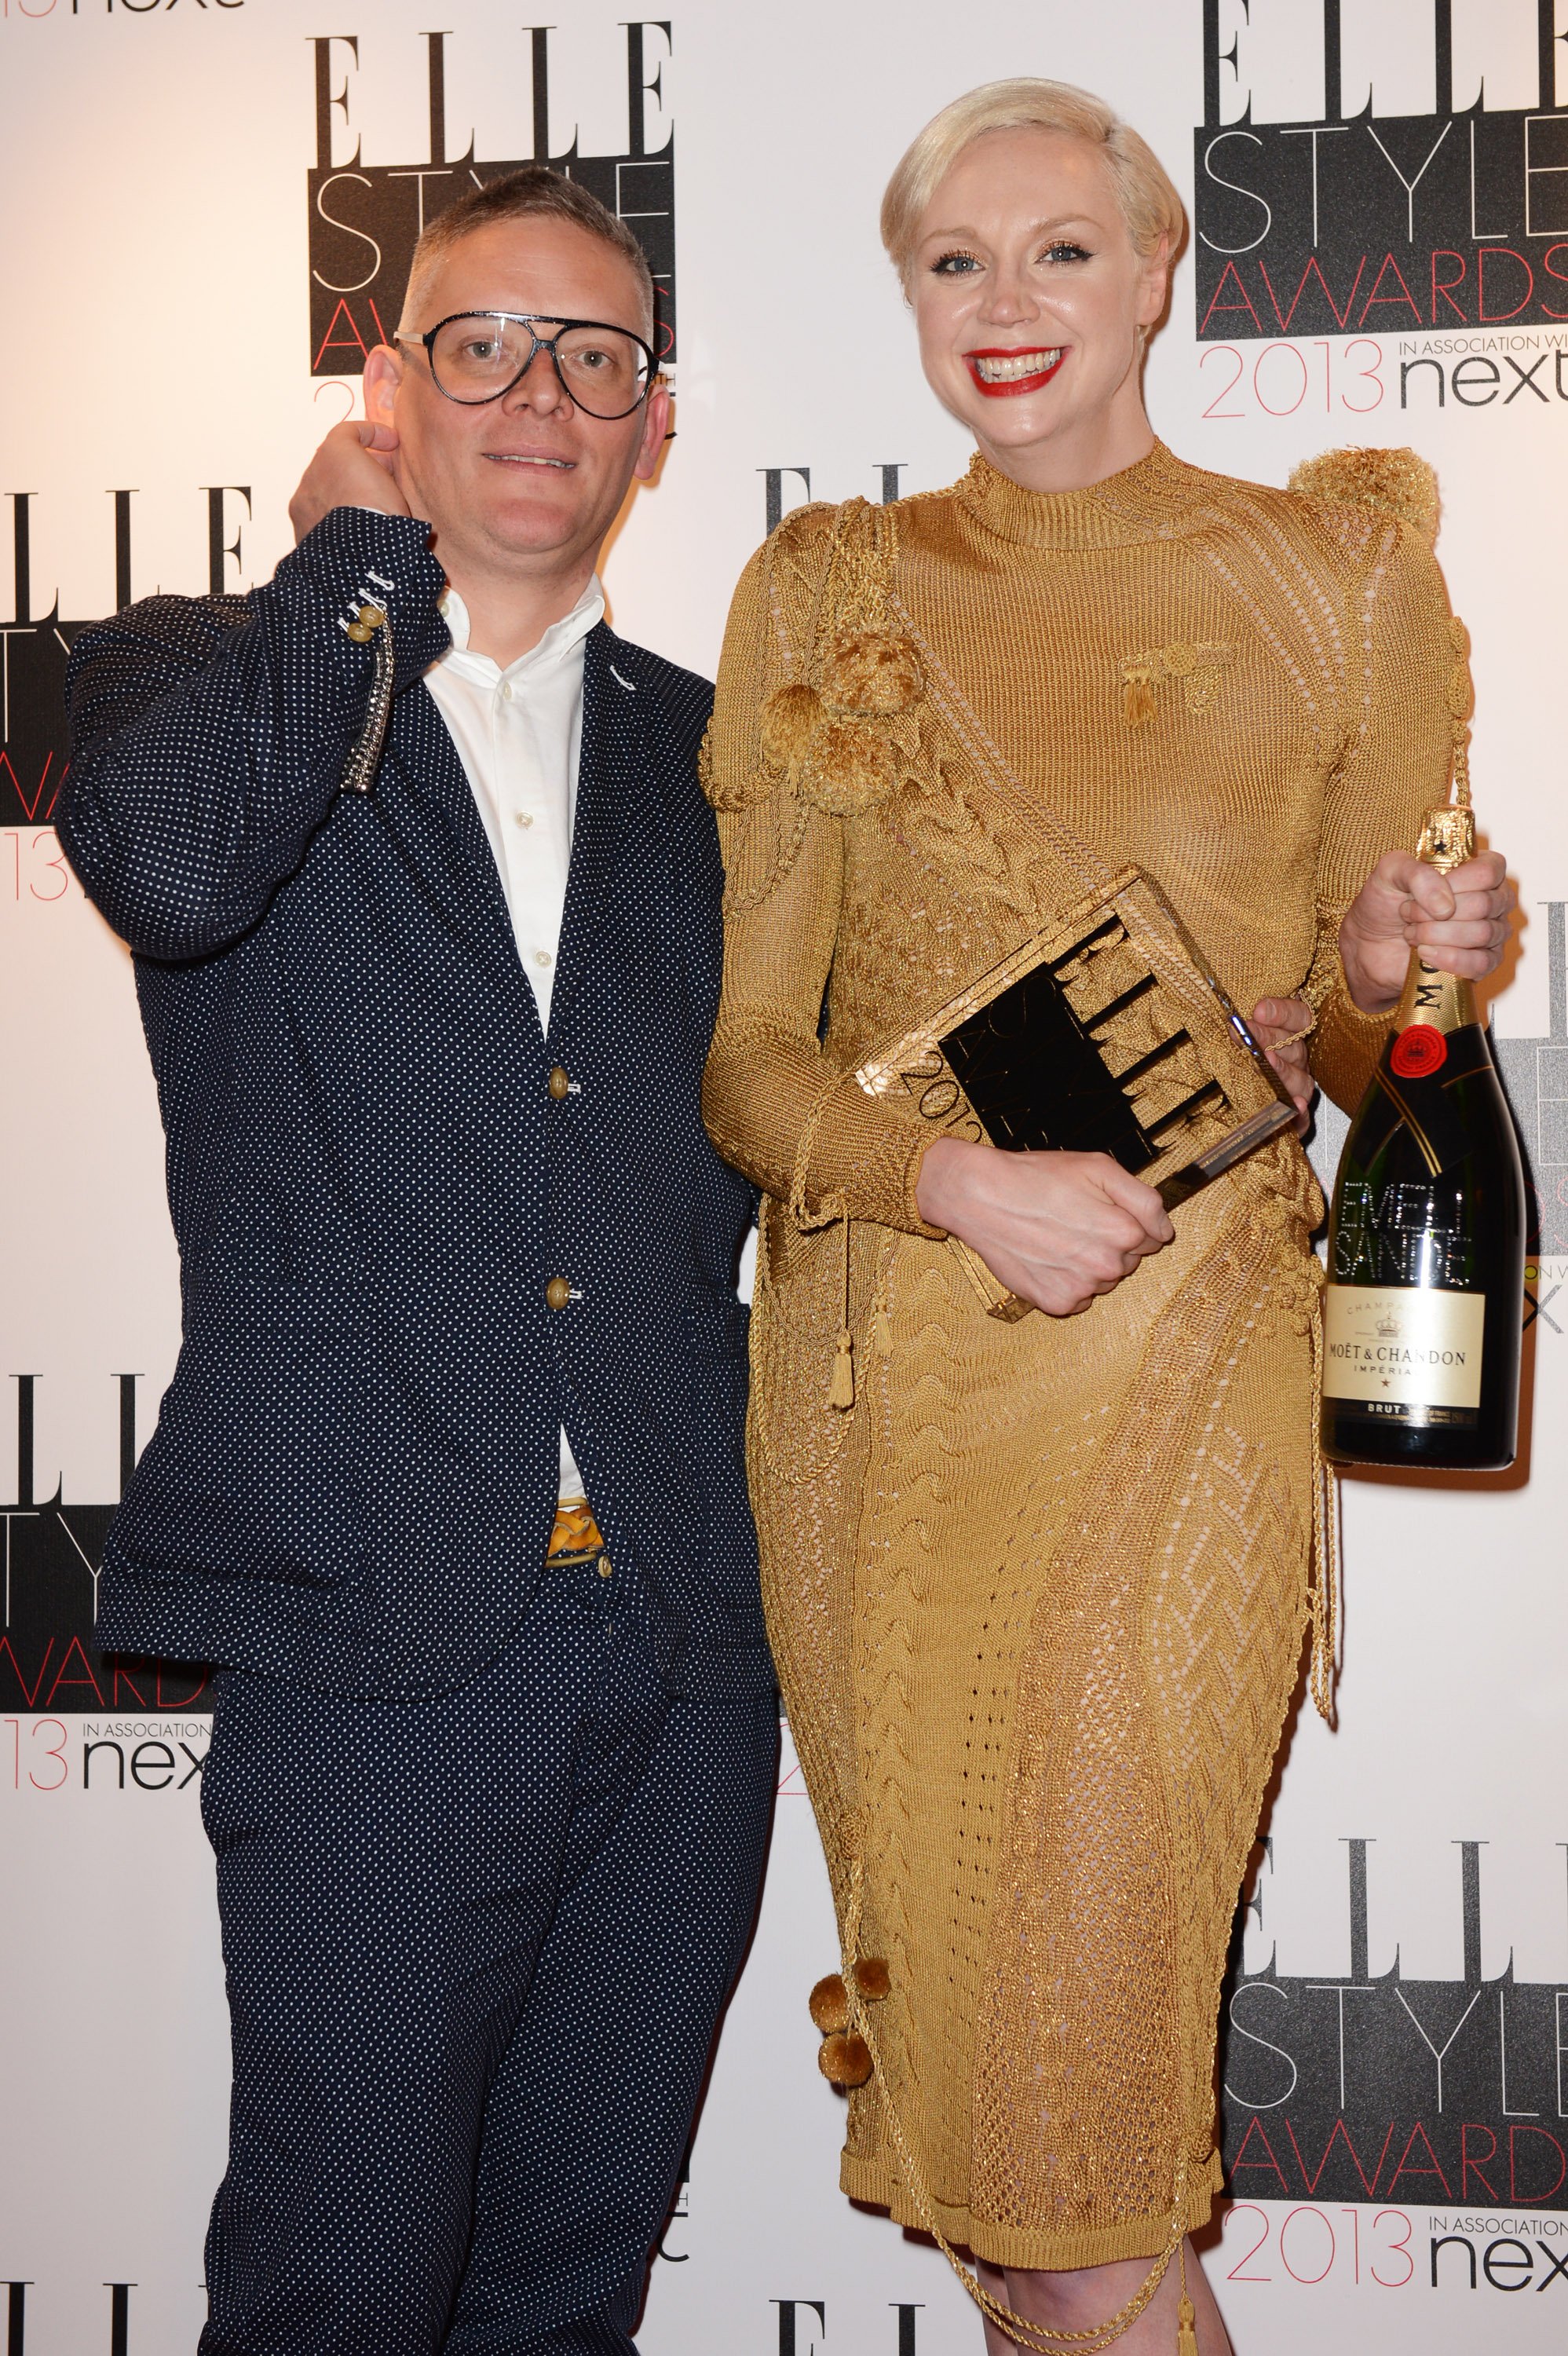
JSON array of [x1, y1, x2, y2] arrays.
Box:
[[1391, 1025, 1448, 1078]]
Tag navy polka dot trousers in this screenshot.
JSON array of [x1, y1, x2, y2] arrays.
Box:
[[198, 1553, 777, 2354]]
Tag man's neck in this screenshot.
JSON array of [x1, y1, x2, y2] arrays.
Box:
[[442, 554, 598, 668]]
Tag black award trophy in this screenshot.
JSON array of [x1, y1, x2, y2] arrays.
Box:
[[854, 867, 1299, 1319]]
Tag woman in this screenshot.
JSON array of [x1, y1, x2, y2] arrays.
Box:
[[701, 82, 1512, 2356]]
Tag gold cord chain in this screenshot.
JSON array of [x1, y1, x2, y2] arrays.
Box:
[[838, 1859, 1190, 2354]]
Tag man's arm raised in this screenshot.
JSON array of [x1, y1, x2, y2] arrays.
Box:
[[60, 450, 444, 960], [287, 419, 410, 541]]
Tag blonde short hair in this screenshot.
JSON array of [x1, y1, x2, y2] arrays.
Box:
[[400, 166, 654, 335], [880, 78, 1186, 281]]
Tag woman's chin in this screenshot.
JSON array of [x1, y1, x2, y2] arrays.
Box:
[[941, 371, 1062, 437], [970, 401, 1080, 466]]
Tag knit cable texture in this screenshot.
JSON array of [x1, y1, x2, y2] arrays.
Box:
[[700, 442, 1463, 2277]]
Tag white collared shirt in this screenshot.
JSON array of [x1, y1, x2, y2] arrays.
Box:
[[426, 576, 605, 1030], [425, 575, 605, 1506]]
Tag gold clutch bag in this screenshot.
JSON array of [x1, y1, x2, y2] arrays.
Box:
[[853, 866, 1298, 1321]]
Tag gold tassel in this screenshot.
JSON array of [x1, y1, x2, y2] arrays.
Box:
[[825, 1210, 856, 1409], [1175, 2234, 1198, 2354], [1123, 668, 1156, 726]]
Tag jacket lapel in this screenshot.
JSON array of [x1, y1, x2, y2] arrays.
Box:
[[385, 675, 538, 990], [550, 624, 639, 1041]]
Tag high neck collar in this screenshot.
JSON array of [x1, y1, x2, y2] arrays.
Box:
[[953, 441, 1204, 550]]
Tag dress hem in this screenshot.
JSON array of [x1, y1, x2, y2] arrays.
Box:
[[838, 2146, 1225, 2273]]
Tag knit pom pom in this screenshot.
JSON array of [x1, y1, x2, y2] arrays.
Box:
[[817, 2030, 874, 2087], [854, 1956, 891, 2001], [1287, 444, 1440, 542], [808, 1973, 850, 2033], [795, 719, 899, 816], [761, 681, 824, 770], [821, 629, 923, 717]]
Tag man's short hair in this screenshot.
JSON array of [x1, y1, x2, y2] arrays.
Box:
[[400, 166, 656, 335]]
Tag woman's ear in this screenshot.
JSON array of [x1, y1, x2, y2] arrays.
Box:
[[1139, 233, 1171, 331]]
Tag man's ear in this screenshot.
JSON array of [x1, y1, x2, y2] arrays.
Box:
[[633, 382, 673, 482], [363, 342, 404, 426]]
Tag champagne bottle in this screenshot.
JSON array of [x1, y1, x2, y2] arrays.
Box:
[[1321, 803, 1524, 1471]]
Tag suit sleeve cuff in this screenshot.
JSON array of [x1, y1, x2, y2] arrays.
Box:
[[286, 507, 450, 681]]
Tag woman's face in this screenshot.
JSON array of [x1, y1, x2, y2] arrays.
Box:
[[908, 126, 1168, 489]]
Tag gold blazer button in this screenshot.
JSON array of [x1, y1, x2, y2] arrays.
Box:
[[548, 1066, 571, 1100], [545, 1276, 572, 1311]]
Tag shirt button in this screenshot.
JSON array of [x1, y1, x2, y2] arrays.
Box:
[[501, 682, 514, 701], [514, 810, 534, 829], [534, 949, 553, 969], [548, 1065, 571, 1100], [545, 1276, 572, 1311]]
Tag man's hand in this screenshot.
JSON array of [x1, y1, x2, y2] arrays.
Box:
[[288, 422, 411, 543], [914, 1139, 1174, 1318], [1250, 994, 1316, 1133], [1340, 848, 1514, 1013]]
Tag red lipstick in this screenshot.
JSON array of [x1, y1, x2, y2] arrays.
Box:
[[963, 346, 1066, 398]]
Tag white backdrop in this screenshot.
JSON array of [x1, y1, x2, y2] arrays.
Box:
[[2, 3, 1566, 2351]]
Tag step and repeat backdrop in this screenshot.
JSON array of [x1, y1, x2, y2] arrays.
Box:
[[3, 2, 1567, 2351]]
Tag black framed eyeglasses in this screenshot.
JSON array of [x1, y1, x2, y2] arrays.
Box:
[[395, 311, 658, 419]]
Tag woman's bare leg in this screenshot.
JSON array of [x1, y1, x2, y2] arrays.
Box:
[[976, 2238, 1233, 2356]]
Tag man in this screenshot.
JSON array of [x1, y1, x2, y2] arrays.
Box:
[[60, 169, 775, 2356]]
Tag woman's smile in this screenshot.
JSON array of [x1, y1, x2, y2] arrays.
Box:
[[964, 345, 1066, 395], [910, 125, 1169, 490]]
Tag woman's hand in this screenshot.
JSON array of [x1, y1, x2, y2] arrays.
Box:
[[1340, 849, 1514, 1013], [915, 1137, 1174, 1317], [1249, 994, 1317, 1134]]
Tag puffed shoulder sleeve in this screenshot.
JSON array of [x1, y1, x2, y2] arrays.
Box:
[[1292, 451, 1466, 1112], [700, 509, 945, 1238]]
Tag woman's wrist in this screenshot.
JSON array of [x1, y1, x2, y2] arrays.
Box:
[[1337, 920, 1402, 1016], [914, 1134, 978, 1234]]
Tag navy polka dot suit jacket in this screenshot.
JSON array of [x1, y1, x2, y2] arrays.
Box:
[[60, 508, 771, 1702]]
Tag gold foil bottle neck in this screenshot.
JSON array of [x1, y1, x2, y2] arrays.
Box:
[[1391, 955, 1477, 1037], [1416, 803, 1475, 873], [1388, 802, 1480, 1037]]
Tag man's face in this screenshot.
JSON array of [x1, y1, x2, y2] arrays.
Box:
[[364, 216, 667, 581]]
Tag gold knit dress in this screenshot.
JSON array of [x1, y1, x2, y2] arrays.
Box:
[[701, 442, 1460, 2270]]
